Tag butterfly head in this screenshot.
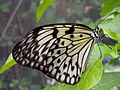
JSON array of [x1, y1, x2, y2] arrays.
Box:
[[92, 26, 100, 38]]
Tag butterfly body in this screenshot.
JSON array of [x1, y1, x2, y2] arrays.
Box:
[[12, 23, 99, 85]]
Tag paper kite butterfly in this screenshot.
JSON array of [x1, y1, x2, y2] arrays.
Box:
[[12, 23, 100, 85]]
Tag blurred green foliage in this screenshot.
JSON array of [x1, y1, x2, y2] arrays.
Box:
[[102, 0, 120, 16], [0, 2, 10, 12], [36, 0, 55, 22]]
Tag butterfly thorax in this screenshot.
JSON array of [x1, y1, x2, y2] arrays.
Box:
[[89, 26, 99, 40]]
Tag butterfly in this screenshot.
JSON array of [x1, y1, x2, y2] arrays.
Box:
[[12, 23, 100, 85]]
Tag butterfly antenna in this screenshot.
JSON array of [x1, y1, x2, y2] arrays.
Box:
[[96, 12, 113, 26]]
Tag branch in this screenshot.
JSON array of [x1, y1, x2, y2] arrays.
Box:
[[0, 0, 23, 40]]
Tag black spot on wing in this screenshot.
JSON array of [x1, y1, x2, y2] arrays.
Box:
[[71, 66, 75, 71], [70, 34, 74, 38], [80, 34, 83, 37], [32, 27, 40, 38], [65, 26, 74, 34], [53, 28, 58, 38], [57, 50, 61, 54], [63, 64, 67, 69], [61, 41, 65, 45], [57, 58, 61, 63], [56, 38, 60, 43]]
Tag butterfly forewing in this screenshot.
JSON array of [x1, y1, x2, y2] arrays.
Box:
[[12, 23, 95, 85]]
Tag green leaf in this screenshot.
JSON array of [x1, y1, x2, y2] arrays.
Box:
[[76, 57, 103, 90], [99, 9, 120, 38], [99, 44, 118, 58], [117, 37, 120, 50], [88, 44, 102, 66], [0, 54, 16, 73], [91, 72, 120, 90], [102, 0, 120, 16], [109, 56, 120, 64], [36, 0, 55, 22]]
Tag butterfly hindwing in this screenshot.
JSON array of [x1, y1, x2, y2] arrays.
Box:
[[12, 23, 95, 85]]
